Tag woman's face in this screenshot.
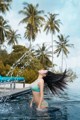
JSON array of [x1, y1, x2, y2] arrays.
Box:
[[38, 69, 48, 77], [42, 73, 47, 77]]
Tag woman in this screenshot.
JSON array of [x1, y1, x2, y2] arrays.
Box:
[[30, 69, 67, 111]]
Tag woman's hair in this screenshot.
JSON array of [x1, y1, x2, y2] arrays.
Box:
[[43, 70, 67, 95]]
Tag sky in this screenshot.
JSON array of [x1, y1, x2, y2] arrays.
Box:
[[3, 0, 80, 73]]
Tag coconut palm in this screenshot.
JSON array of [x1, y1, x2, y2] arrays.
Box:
[[44, 13, 61, 70], [54, 34, 74, 72], [24, 24, 36, 46], [7, 29, 21, 46], [19, 3, 44, 48], [0, 16, 10, 44], [0, 0, 12, 13], [35, 43, 52, 69]]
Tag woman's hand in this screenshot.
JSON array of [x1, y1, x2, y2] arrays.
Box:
[[30, 97, 33, 108], [37, 105, 41, 109], [30, 102, 32, 108]]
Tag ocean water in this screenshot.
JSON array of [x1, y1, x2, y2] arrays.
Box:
[[0, 78, 80, 120]]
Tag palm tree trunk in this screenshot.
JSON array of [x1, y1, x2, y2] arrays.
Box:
[[29, 39, 32, 49], [0, 45, 1, 50], [51, 32, 54, 71], [61, 51, 63, 72], [0, 42, 2, 50]]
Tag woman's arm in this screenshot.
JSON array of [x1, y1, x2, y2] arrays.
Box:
[[30, 97, 34, 107], [38, 79, 44, 109]]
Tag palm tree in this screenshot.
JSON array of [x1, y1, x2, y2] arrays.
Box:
[[19, 3, 44, 48], [44, 13, 61, 70], [24, 24, 36, 46], [54, 34, 74, 72], [0, 0, 12, 13], [0, 16, 10, 44], [7, 29, 21, 46], [35, 43, 52, 69]]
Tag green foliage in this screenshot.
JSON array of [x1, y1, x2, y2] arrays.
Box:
[[12, 45, 28, 52], [19, 3, 44, 47], [5, 64, 11, 73], [22, 69, 38, 83], [66, 69, 77, 82], [12, 67, 20, 76], [54, 34, 74, 57], [54, 34, 74, 72], [34, 43, 52, 69], [0, 45, 44, 83], [0, 49, 8, 64], [44, 13, 61, 34], [0, 0, 12, 13], [0, 60, 6, 75], [0, 1, 75, 83], [44, 13, 61, 70], [24, 57, 43, 71], [6, 29, 21, 46], [5, 45, 28, 65], [0, 16, 10, 44]]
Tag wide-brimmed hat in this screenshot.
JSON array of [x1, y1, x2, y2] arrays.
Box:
[[38, 70, 48, 74]]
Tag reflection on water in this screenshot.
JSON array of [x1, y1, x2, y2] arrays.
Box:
[[0, 78, 80, 120]]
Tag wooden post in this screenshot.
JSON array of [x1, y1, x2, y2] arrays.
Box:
[[13, 82, 16, 89], [10, 83, 12, 89], [23, 80, 25, 88]]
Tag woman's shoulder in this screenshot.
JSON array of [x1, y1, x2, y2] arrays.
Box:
[[39, 78, 44, 84]]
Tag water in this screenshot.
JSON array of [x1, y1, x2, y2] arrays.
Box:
[[0, 78, 80, 120]]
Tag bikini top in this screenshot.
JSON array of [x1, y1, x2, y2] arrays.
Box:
[[30, 79, 40, 92]]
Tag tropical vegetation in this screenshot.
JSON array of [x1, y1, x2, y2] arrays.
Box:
[[0, 16, 10, 45], [54, 34, 74, 72], [34, 43, 52, 69], [6, 29, 21, 46], [44, 13, 61, 70], [19, 3, 44, 48], [0, 1, 76, 83], [0, 0, 12, 13]]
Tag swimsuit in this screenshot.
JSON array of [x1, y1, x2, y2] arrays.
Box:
[[30, 81, 48, 107], [31, 84, 40, 92]]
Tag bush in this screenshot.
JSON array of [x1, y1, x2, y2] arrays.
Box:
[[66, 69, 77, 82], [0, 60, 6, 76], [22, 69, 38, 83]]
